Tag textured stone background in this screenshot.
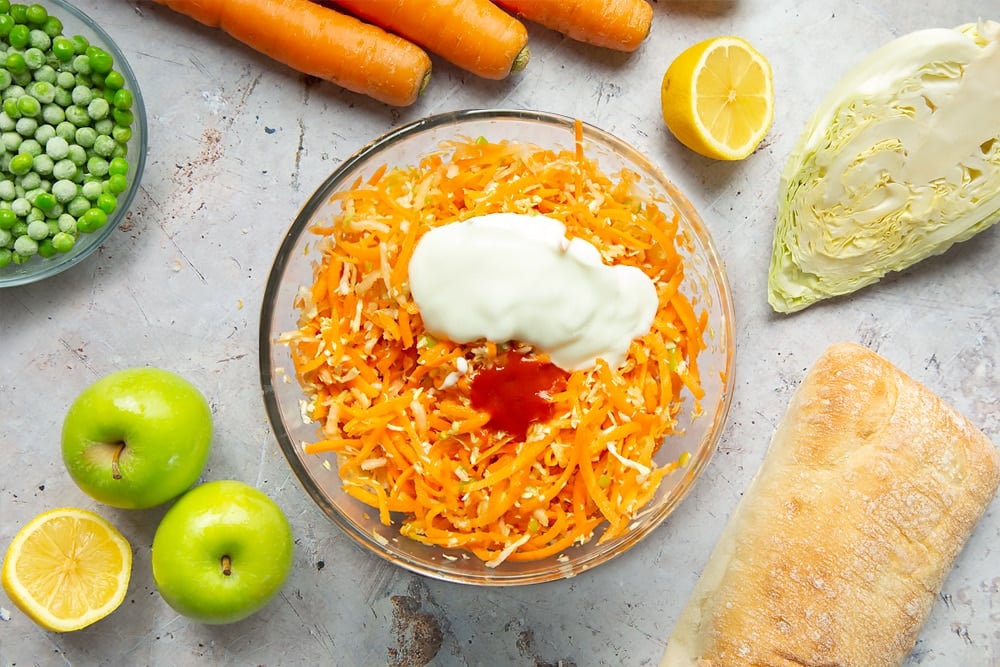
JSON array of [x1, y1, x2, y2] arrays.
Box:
[[2, 1, 998, 665]]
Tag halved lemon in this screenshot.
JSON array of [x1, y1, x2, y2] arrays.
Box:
[[660, 36, 774, 160], [2, 507, 132, 632]]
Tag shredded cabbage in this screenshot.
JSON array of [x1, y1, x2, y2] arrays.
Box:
[[769, 20, 1000, 313]]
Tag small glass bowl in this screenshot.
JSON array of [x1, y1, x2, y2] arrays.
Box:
[[0, 0, 147, 288], [259, 109, 736, 585]]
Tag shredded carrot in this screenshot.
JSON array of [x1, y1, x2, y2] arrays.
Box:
[[282, 128, 711, 566]]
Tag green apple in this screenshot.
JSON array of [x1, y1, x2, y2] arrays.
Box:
[[151, 480, 295, 625], [61, 367, 213, 509]]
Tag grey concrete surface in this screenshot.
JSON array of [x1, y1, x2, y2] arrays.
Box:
[[2, 1, 999, 665]]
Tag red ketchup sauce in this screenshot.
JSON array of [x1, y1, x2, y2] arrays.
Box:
[[469, 352, 569, 441]]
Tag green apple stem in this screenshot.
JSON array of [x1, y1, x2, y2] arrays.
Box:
[[221, 555, 232, 576], [111, 442, 126, 480]]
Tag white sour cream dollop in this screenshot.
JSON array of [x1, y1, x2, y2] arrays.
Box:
[[407, 213, 658, 371]]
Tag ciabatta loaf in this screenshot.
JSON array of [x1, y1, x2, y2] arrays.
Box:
[[661, 342, 1000, 667]]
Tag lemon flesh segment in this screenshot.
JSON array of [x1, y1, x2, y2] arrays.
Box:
[[1, 507, 132, 632], [696, 43, 772, 154]]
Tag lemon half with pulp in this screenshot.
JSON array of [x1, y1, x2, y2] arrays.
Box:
[[2, 507, 132, 632], [661, 36, 774, 160]]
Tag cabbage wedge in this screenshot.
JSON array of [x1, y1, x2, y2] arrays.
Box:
[[769, 20, 1000, 313]]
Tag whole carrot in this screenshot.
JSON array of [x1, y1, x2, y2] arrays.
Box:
[[325, 0, 530, 80], [492, 0, 653, 52], [152, 0, 433, 106]]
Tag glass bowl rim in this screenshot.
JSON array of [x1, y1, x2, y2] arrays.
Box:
[[259, 108, 737, 585], [0, 0, 148, 288]]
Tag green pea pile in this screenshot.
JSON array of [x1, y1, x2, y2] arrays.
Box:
[[0, 1, 136, 268]]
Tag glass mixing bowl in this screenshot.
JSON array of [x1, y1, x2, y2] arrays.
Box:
[[0, 0, 147, 288], [260, 109, 735, 585]]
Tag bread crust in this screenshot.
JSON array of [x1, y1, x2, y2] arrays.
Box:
[[661, 342, 1000, 667]]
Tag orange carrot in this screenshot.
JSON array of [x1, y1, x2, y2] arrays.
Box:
[[325, 0, 529, 80], [281, 127, 710, 566], [492, 0, 653, 52], [152, 0, 432, 106]]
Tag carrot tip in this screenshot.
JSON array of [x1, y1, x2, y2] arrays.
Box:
[[510, 46, 531, 74]]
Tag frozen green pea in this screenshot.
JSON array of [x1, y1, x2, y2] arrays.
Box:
[[0, 180, 15, 201], [92, 134, 116, 157], [104, 70, 124, 90], [55, 69, 75, 89], [2, 131, 21, 151], [65, 104, 89, 126], [17, 138, 41, 156], [96, 192, 116, 214], [51, 158, 75, 180], [8, 152, 32, 175], [0, 207, 15, 228], [33, 191, 55, 211], [2, 84, 25, 101], [112, 87, 132, 110], [71, 54, 91, 75], [8, 24, 29, 50], [108, 156, 128, 175], [43, 15, 63, 38], [45, 134, 69, 159], [111, 125, 130, 144], [33, 123, 54, 145], [57, 212, 75, 232], [32, 153, 53, 176], [70, 85, 92, 106], [52, 86, 70, 108], [112, 108, 132, 128], [71, 35, 90, 55], [19, 172, 40, 190], [81, 180, 102, 200], [41, 103, 63, 125], [23, 48, 45, 70], [54, 120, 74, 141], [32, 64, 56, 84], [16, 95, 40, 117], [77, 207, 105, 232], [86, 47, 113, 75], [13, 234, 37, 255], [74, 125, 95, 148], [66, 143, 86, 165], [86, 155, 108, 176], [94, 117, 112, 136], [26, 218, 48, 240], [28, 80, 55, 104], [51, 230, 73, 252], [25, 4, 48, 25], [0, 69, 12, 90], [66, 195, 88, 217], [51, 178, 75, 203], [0, 248, 11, 267], [107, 172, 127, 194], [25, 206, 44, 223], [0, 103, 18, 123], [10, 220, 27, 236], [0, 228, 9, 246], [15, 117, 38, 137], [5, 51, 27, 75], [51, 35, 74, 62], [28, 29, 50, 51], [37, 238, 56, 258]]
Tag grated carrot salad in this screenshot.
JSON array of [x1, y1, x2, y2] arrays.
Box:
[[281, 123, 708, 566]]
